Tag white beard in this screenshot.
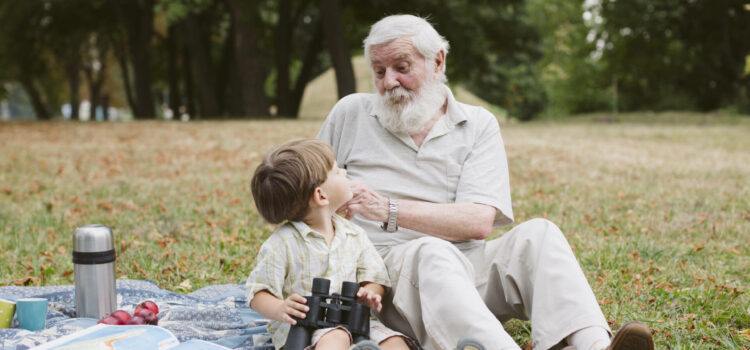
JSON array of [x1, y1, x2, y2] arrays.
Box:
[[374, 81, 447, 135]]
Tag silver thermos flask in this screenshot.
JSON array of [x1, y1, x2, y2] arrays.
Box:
[[73, 224, 117, 319]]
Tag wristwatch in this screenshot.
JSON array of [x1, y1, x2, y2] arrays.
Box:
[[381, 198, 398, 232]]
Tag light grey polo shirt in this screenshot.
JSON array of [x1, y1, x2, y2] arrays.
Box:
[[317, 86, 513, 248]]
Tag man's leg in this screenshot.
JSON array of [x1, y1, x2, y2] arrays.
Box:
[[377, 237, 520, 350], [462, 218, 611, 350]]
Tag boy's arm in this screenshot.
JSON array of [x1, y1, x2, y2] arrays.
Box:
[[356, 282, 384, 312], [250, 290, 309, 325]]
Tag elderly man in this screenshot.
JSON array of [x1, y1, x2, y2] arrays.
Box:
[[317, 15, 654, 350]]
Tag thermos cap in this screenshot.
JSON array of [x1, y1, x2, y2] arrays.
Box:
[[73, 225, 114, 253]]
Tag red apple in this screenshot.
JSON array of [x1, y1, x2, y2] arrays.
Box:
[[135, 300, 159, 315], [125, 316, 146, 325], [98, 316, 123, 325], [134, 308, 158, 325], [109, 310, 131, 323]]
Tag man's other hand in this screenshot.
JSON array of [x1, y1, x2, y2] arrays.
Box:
[[340, 181, 389, 222]]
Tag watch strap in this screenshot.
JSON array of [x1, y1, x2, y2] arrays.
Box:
[[381, 198, 398, 232]]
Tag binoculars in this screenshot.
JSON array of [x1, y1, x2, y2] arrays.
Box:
[[285, 278, 371, 349]]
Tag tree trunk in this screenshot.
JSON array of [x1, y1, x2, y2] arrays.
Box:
[[111, 0, 155, 119], [217, 22, 234, 117], [84, 69, 103, 122], [65, 53, 82, 120], [101, 94, 110, 120], [227, 0, 268, 117], [291, 21, 325, 116], [20, 77, 50, 120], [85, 42, 109, 122], [320, 0, 355, 99], [167, 25, 181, 118], [113, 32, 137, 114], [223, 25, 245, 117], [181, 13, 220, 118], [182, 44, 197, 119], [274, 0, 293, 117]]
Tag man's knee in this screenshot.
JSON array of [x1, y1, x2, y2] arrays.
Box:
[[410, 237, 475, 281], [412, 237, 464, 262], [484, 218, 571, 268], [512, 218, 567, 245]]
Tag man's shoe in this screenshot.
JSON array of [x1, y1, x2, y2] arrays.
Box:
[[560, 322, 654, 350], [607, 322, 654, 350], [455, 337, 486, 350]]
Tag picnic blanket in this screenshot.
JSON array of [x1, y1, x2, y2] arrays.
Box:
[[0, 279, 274, 350]]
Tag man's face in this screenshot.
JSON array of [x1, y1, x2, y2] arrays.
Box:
[[369, 37, 429, 100], [369, 37, 446, 135]]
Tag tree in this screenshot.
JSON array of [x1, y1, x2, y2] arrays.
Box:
[[321, 0, 356, 100], [0, 1, 69, 120], [526, 0, 610, 115], [226, 0, 269, 117], [111, 0, 156, 118], [271, 0, 328, 117], [591, 0, 750, 112]]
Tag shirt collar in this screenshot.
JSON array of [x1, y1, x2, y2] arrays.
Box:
[[289, 215, 360, 242], [443, 85, 468, 126]]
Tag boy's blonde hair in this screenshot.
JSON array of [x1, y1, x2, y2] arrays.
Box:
[[251, 139, 336, 224]]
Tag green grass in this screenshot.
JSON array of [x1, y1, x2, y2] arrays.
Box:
[[1, 116, 748, 349]]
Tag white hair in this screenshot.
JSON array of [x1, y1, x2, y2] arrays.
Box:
[[363, 15, 450, 73]]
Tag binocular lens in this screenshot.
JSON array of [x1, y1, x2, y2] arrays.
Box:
[[342, 281, 359, 298], [312, 278, 330, 296]]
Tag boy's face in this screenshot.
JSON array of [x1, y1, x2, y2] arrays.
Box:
[[319, 161, 352, 210]]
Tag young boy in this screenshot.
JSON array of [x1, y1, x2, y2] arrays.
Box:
[[246, 139, 414, 350]]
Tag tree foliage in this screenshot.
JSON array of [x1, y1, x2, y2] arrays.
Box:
[[4, 0, 746, 120], [527, 0, 610, 115], [590, 0, 750, 112]]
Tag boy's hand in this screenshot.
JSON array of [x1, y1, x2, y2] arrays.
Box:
[[356, 287, 383, 312], [278, 293, 309, 325]]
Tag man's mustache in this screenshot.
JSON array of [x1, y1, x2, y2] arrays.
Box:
[[385, 87, 416, 104]]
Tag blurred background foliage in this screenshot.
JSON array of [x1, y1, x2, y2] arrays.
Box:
[[0, 0, 748, 121]]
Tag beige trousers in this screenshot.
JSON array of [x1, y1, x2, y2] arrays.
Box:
[[376, 218, 611, 350]]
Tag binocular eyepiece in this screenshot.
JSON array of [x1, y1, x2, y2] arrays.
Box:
[[285, 278, 371, 350]]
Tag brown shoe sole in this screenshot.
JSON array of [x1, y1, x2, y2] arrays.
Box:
[[608, 322, 654, 350]]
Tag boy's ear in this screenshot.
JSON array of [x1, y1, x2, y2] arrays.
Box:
[[311, 187, 330, 206]]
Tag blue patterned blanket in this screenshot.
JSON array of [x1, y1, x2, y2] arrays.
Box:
[[0, 280, 273, 350]]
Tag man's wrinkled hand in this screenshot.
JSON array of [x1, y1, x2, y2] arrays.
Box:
[[341, 181, 389, 221]]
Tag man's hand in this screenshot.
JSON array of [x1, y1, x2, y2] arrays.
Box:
[[277, 293, 308, 325], [340, 181, 389, 221], [356, 284, 384, 312]]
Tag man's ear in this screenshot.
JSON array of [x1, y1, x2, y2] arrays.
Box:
[[311, 187, 330, 206], [434, 50, 446, 74]]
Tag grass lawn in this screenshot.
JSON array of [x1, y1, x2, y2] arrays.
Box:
[[1, 115, 748, 349]]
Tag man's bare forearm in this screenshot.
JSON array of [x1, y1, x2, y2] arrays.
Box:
[[397, 200, 496, 241], [344, 181, 496, 240]]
